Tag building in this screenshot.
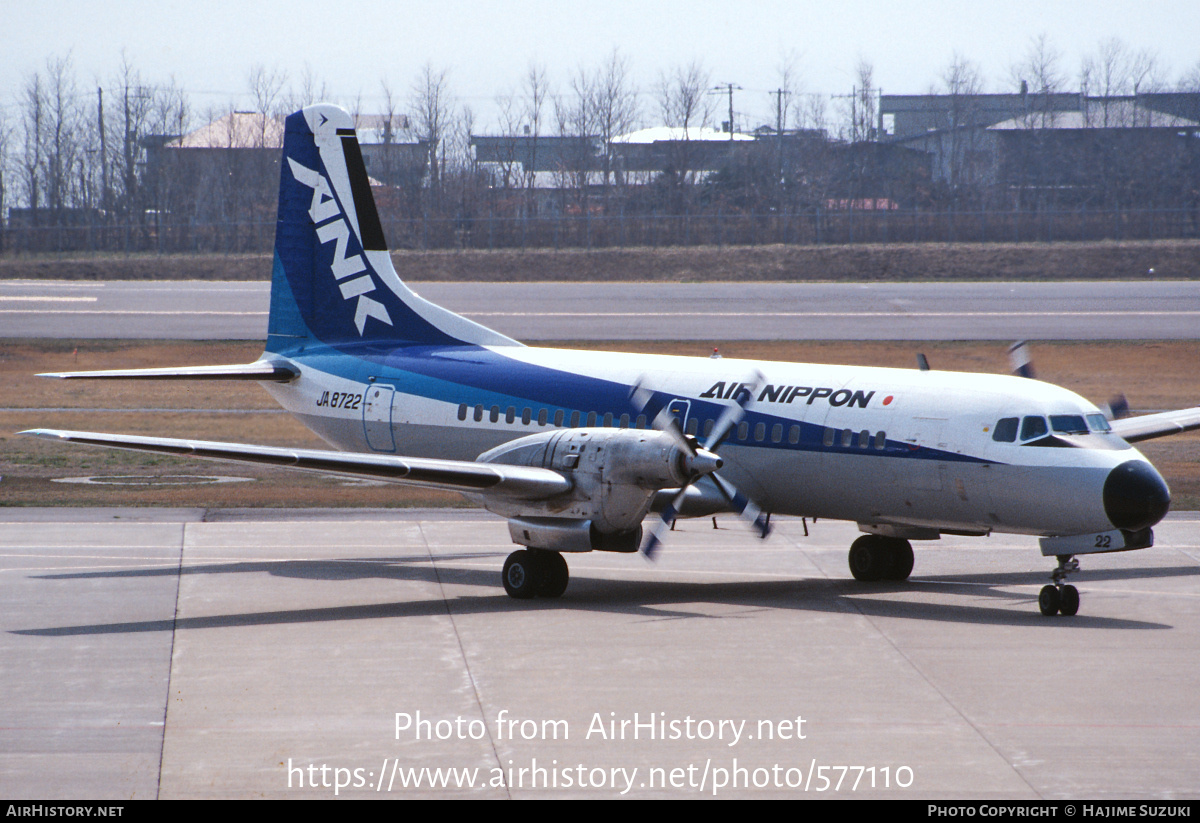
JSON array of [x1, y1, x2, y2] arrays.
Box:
[[880, 92, 1200, 208]]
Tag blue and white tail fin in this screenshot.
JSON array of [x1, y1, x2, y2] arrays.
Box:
[[267, 104, 519, 354]]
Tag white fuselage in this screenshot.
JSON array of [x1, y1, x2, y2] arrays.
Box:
[[262, 343, 1147, 539]]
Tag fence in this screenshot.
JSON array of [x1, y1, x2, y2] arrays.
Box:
[[3, 207, 1198, 255]]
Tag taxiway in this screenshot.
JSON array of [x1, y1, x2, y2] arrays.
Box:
[[2, 508, 1198, 799]]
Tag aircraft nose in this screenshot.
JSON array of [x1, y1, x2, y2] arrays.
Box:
[[1104, 460, 1170, 530]]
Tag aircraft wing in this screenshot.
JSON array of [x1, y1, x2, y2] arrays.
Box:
[[19, 429, 571, 500], [37, 360, 298, 382], [1110, 406, 1200, 443]]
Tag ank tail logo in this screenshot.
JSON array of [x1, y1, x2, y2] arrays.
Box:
[[287, 157, 392, 336]]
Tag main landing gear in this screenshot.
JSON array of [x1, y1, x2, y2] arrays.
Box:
[[848, 535, 914, 582], [502, 549, 569, 599], [1038, 555, 1080, 617]]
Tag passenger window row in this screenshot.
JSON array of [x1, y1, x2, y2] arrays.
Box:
[[456, 403, 823, 447], [822, 427, 888, 450]]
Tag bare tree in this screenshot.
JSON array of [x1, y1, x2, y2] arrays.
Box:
[[941, 52, 985, 197], [1181, 59, 1200, 93], [247, 64, 287, 146], [1082, 37, 1129, 125], [798, 92, 828, 133], [287, 63, 329, 110], [589, 49, 638, 194], [20, 71, 45, 217], [1011, 34, 1065, 127], [491, 87, 523, 190], [445, 103, 483, 229], [1081, 39, 1165, 126], [776, 51, 805, 133], [43, 55, 83, 214], [521, 61, 551, 196], [851, 58, 877, 142], [0, 110, 11, 250], [410, 63, 453, 208], [655, 59, 714, 209], [553, 68, 599, 206], [657, 60, 713, 133], [111, 56, 154, 226]]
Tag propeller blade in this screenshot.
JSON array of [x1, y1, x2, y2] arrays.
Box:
[[702, 370, 765, 451], [630, 377, 692, 452], [651, 406, 695, 454], [1007, 345, 1130, 422], [634, 370, 768, 558], [1103, 393, 1130, 420], [711, 472, 772, 539], [642, 486, 690, 559], [1008, 341, 1036, 379], [629, 379, 655, 417]]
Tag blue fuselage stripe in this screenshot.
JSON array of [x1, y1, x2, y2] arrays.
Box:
[[292, 344, 995, 466]]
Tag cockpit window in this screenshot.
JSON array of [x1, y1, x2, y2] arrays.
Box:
[[992, 417, 1019, 442], [1086, 413, 1112, 433], [1020, 416, 1048, 440], [1050, 414, 1088, 435]]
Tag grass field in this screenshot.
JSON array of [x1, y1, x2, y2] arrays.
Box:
[[2, 338, 1197, 510], [3, 238, 1200, 282]]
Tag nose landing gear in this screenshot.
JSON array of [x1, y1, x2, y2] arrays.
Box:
[[1039, 555, 1080, 616]]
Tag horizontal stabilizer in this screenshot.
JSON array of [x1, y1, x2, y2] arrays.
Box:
[[37, 360, 299, 382], [1109, 406, 1200, 443], [19, 429, 571, 499]]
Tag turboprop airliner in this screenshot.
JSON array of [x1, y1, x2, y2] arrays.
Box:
[[22, 104, 1200, 616]]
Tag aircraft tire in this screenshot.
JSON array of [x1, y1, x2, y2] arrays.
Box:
[[885, 539, 914, 581], [848, 536, 885, 582], [1038, 584, 1061, 616], [1058, 584, 1080, 616], [533, 550, 569, 598], [502, 550, 540, 599]]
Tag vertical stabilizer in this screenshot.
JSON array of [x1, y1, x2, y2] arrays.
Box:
[[266, 104, 519, 353]]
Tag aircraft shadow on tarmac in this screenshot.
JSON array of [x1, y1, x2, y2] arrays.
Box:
[[14, 553, 1192, 635]]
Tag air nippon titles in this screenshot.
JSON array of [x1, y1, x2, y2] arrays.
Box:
[[699, 381, 877, 408], [586, 712, 807, 746]]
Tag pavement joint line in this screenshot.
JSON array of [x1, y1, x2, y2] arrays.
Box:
[[156, 520, 187, 801], [815, 535, 1047, 798], [0, 563, 183, 574], [418, 523, 511, 799]]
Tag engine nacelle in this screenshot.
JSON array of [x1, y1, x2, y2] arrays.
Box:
[[506, 517, 642, 553], [478, 428, 718, 539]]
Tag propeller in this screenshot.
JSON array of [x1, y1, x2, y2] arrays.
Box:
[[1008, 341, 1130, 421], [630, 371, 773, 558], [1008, 341, 1036, 379], [1101, 393, 1130, 420]]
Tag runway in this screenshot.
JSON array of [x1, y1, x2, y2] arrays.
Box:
[[3, 508, 1198, 799], [3, 279, 1200, 340]]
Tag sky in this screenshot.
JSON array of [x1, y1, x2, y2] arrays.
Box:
[[4, 1, 1199, 133]]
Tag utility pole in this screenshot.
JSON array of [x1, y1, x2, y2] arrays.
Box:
[[832, 88, 858, 141], [771, 88, 787, 182], [97, 87, 108, 214], [711, 82, 742, 140]]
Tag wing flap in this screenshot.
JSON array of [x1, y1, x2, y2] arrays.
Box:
[[19, 429, 571, 499], [1110, 407, 1200, 443], [37, 360, 298, 382]]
